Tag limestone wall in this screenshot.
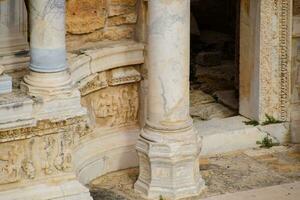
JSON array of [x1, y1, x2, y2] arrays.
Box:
[[66, 0, 139, 50]]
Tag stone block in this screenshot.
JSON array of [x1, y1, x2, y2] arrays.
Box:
[[195, 51, 222, 66], [258, 123, 290, 144], [108, 13, 137, 26], [66, 0, 106, 34], [0, 74, 12, 94]]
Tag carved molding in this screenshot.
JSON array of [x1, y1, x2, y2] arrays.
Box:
[[0, 116, 89, 143], [79, 65, 141, 96], [278, 0, 292, 121], [258, 0, 292, 121], [69, 41, 144, 83]]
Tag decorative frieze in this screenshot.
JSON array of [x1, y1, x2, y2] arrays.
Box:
[[278, 0, 292, 121], [81, 83, 139, 128], [0, 116, 90, 187], [79, 72, 108, 96], [0, 116, 89, 143], [108, 66, 141, 86]]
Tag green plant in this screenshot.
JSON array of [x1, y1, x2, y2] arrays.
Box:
[[261, 114, 282, 126], [243, 119, 259, 126], [159, 195, 165, 200], [256, 135, 279, 148]]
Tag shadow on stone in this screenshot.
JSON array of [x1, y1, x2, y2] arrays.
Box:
[[91, 188, 128, 200]]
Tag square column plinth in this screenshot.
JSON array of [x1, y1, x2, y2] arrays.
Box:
[[135, 127, 205, 199]]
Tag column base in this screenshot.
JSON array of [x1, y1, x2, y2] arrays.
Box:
[[21, 71, 73, 99], [134, 125, 205, 200], [0, 180, 92, 200]]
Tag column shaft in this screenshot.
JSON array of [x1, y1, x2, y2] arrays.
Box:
[[29, 0, 66, 72], [134, 0, 205, 199], [147, 0, 191, 131]]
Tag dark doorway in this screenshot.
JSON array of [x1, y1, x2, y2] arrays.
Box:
[[190, 0, 240, 121]]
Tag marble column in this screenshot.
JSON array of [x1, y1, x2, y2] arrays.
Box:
[[134, 0, 205, 199], [21, 0, 72, 98]]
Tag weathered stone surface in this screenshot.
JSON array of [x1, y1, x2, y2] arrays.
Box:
[[108, 0, 137, 16], [111, 0, 137, 6], [66, 0, 106, 34], [67, 26, 134, 50], [65, 0, 138, 48], [108, 13, 137, 26], [190, 89, 215, 106], [191, 103, 235, 120]]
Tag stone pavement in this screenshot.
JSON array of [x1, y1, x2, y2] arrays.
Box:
[[202, 181, 300, 200], [89, 145, 300, 200]]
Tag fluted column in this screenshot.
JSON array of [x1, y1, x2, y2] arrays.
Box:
[[134, 0, 205, 199], [21, 0, 72, 98]]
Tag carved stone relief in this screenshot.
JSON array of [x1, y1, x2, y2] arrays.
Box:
[[79, 65, 141, 128], [81, 83, 139, 128], [0, 116, 90, 187], [0, 144, 22, 184]]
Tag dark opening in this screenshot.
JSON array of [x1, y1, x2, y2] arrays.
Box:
[[190, 0, 240, 121]]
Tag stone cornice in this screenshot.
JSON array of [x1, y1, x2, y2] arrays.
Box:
[[68, 40, 145, 83]]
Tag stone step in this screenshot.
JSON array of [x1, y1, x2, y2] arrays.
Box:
[[195, 116, 289, 155]]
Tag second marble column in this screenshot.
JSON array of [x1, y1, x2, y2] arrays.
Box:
[[134, 0, 205, 199]]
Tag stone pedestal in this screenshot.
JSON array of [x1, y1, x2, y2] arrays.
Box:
[[135, 126, 204, 199], [134, 0, 205, 199]]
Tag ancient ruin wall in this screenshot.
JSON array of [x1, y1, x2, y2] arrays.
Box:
[[66, 0, 139, 50]]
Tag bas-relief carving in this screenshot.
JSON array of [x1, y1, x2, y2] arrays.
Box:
[[0, 117, 90, 186], [79, 66, 141, 128], [0, 144, 21, 184], [81, 83, 139, 128]]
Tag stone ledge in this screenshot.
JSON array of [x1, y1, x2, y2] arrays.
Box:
[[0, 180, 92, 200], [69, 40, 145, 83], [196, 116, 289, 155], [0, 89, 86, 132]]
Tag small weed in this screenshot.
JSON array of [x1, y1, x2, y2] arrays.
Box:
[[261, 114, 282, 126], [243, 119, 259, 126], [256, 135, 279, 148], [159, 195, 165, 200]]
